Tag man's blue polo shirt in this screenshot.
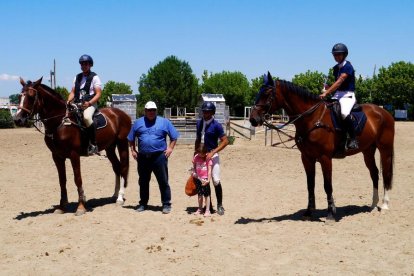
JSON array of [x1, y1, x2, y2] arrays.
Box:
[[196, 119, 225, 152], [128, 116, 179, 154]]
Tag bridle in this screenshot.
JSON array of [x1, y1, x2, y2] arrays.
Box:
[[253, 81, 327, 148], [19, 85, 68, 136], [253, 84, 276, 120], [19, 86, 39, 116]]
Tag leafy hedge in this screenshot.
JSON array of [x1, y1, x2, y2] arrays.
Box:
[[0, 109, 15, 128]]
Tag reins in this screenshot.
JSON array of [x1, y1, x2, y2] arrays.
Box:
[[257, 82, 326, 148], [22, 86, 83, 138]]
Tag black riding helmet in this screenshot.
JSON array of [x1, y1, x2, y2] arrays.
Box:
[[331, 43, 348, 58], [79, 54, 94, 66], [201, 102, 216, 114]]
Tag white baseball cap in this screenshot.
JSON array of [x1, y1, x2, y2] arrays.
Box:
[[144, 101, 157, 109]]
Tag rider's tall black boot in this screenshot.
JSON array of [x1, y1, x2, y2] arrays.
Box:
[[86, 125, 98, 155], [344, 115, 359, 150], [214, 183, 225, 215]]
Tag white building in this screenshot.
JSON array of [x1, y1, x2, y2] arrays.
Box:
[[198, 93, 229, 129], [0, 97, 17, 116]]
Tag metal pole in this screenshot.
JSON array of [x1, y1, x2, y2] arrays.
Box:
[[271, 128, 273, 146], [50, 70, 53, 88], [53, 59, 56, 89]]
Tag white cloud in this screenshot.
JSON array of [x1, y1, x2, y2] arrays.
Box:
[[0, 74, 20, 81]]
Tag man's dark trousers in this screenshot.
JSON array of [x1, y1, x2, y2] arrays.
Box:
[[137, 152, 171, 207]]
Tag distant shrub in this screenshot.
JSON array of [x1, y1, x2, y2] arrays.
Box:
[[0, 109, 15, 128], [227, 136, 236, 145]]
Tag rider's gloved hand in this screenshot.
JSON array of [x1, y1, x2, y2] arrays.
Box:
[[320, 89, 329, 99]]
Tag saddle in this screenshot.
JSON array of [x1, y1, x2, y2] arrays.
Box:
[[327, 100, 367, 158], [64, 104, 108, 129], [63, 104, 108, 156]]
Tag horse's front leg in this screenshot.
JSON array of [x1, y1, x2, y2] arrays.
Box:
[[52, 153, 68, 214], [70, 153, 86, 216], [319, 156, 336, 221], [301, 153, 316, 219]]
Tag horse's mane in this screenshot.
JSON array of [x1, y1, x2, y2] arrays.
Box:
[[279, 80, 320, 102], [40, 84, 64, 100]]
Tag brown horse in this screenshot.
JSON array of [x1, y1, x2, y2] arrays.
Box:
[[14, 77, 131, 215], [250, 72, 394, 221]]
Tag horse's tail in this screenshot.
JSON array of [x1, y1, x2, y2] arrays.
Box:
[[107, 107, 131, 188], [379, 109, 394, 191], [380, 148, 394, 190], [390, 148, 394, 190]]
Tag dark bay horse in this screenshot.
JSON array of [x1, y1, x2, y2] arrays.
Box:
[[14, 77, 131, 215], [250, 72, 394, 221]]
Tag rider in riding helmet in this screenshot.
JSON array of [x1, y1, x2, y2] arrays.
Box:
[[320, 43, 358, 150], [67, 54, 102, 155], [195, 101, 229, 215]]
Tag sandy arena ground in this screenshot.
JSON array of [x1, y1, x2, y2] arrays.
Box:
[[0, 122, 413, 275]]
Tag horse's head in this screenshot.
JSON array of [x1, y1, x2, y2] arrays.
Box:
[[14, 77, 43, 126], [249, 72, 279, 127]]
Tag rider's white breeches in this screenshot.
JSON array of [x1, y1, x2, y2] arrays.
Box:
[[333, 91, 356, 119], [211, 153, 221, 186], [83, 106, 96, 127]]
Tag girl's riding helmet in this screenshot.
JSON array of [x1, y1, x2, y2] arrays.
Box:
[[201, 102, 216, 114], [79, 54, 94, 66], [331, 43, 348, 58]]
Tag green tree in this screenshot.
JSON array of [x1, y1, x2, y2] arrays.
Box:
[[374, 61, 414, 109], [355, 76, 375, 104], [9, 94, 19, 104], [100, 81, 133, 108], [55, 86, 69, 100], [138, 55, 199, 113], [292, 70, 326, 95], [201, 71, 250, 116], [0, 109, 14, 128], [248, 76, 264, 106]]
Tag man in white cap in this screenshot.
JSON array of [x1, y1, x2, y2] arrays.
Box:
[[127, 101, 179, 214]]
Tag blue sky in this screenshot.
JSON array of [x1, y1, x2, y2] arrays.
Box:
[[1, 0, 413, 98]]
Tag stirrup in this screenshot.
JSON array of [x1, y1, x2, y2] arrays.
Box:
[[87, 144, 99, 156], [63, 117, 72, 125], [346, 139, 359, 150]]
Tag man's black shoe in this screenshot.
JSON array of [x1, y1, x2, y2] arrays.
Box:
[[162, 205, 171, 214], [136, 205, 146, 212]]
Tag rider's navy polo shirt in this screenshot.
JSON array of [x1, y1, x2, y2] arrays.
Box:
[[127, 116, 179, 154], [333, 60, 355, 91], [196, 119, 225, 152]]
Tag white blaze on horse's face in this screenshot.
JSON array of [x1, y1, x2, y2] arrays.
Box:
[[16, 93, 26, 116]]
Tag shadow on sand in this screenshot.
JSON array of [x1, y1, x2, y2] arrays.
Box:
[[234, 205, 372, 224], [13, 196, 117, 220], [122, 204, 163, 212]]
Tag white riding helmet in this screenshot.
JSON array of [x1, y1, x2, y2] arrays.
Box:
[[144, 101, 157, 109]]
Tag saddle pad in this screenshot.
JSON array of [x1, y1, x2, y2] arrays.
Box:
[[94, 112, 107, 130], [330, 110, 367, 135]]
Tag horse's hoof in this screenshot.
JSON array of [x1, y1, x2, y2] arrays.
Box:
[[116, 199, 124, 206], [75, 209, 86, 216], [325, 214, 336, 223], [370, 206, 379, 212], [54, 208, 65, 214], [380, 204, 389, 211]]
